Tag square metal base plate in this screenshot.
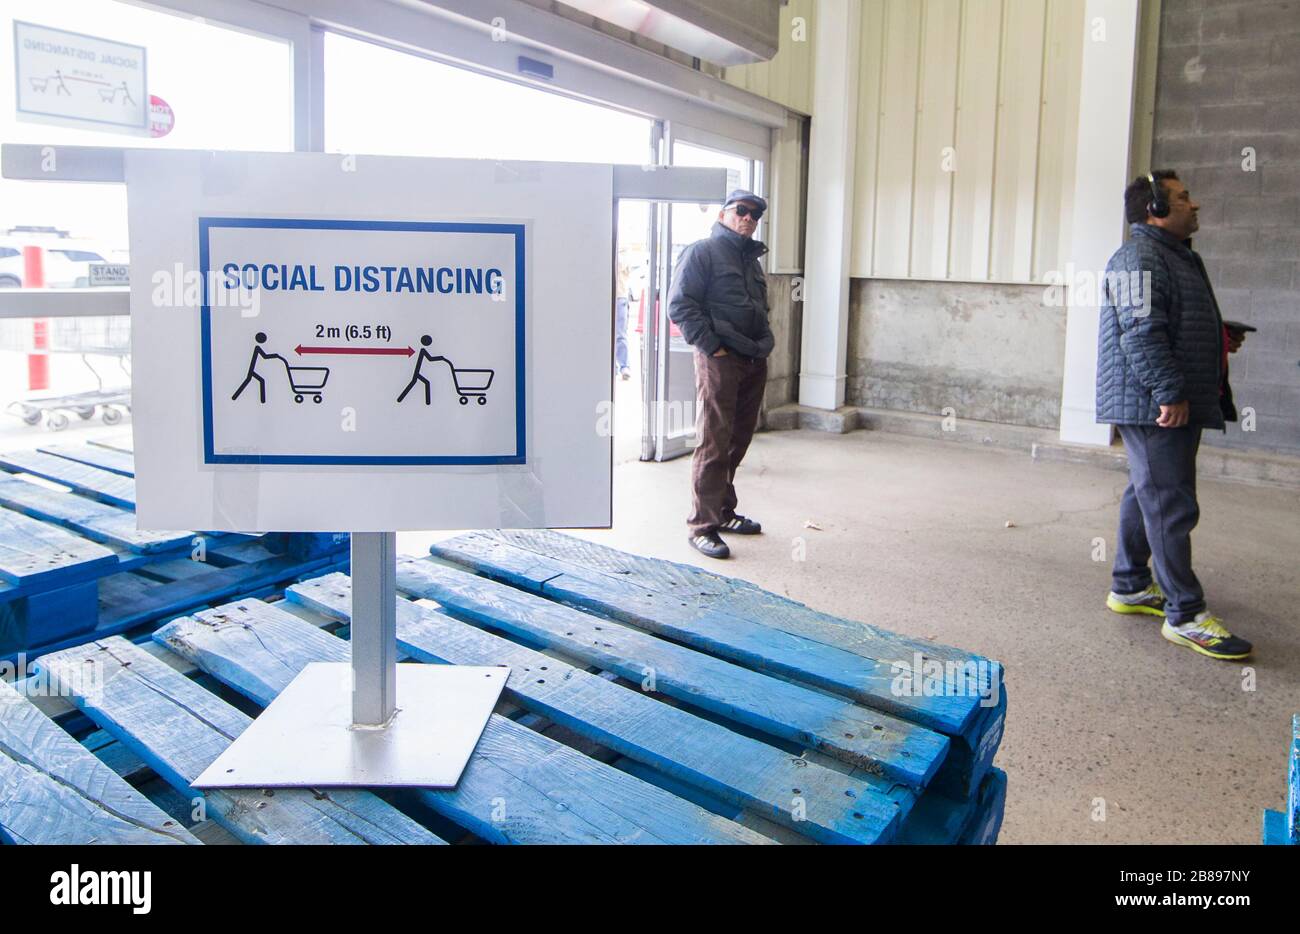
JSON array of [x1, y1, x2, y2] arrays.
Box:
[[193, 662, 508, 789]]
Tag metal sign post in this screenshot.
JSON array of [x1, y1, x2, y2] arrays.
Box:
[[192, 530, 509, 788], [350, 532, 398, 728]]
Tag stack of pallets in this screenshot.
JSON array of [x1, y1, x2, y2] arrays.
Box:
[[1262, 714, 1299, 845], [2, 529, 1006, 845], [0, 438, 348, 660]]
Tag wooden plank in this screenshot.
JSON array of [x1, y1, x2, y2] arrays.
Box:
[[936, 686, 1006, 800], [0, 450, 136, 509], [431, 532, 991, 736], [0, 474, 190, 554], [898, 766, 1006, 846], [88, 435, 134, 455], [0, 679, 199, 845], [83, 731, 153, 784], [153, 603, 771, 845], [39, 443, 137, 477], [1289, 713, 1299, 844], [7, 552, 347, 662], [395, 558, 949, 786], [958, 767, 1007, 845], [95, 553, 343, 632], [451, 529, 988, 667], [207, 540, 280, 564], [138, 558, 225, 581], [0, 582, 100, 659], [35, 637, 445, 845], [287, 574, 908, 844], [1262, 808, 1290, 845], [0, 507, 118, 592]]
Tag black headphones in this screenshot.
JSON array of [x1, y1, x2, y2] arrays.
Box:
[[1146, 172, 1170, 218]]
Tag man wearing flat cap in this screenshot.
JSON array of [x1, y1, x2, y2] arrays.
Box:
[[668, 189, 774, 559]]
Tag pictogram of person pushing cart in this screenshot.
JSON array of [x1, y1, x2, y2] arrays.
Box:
[[396, 334, 494, 406], [232, 332, 285, 404], [232, 332, 329, 404], [397, 335, 449, 405]]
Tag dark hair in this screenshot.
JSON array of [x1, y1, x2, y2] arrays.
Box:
[[1124, 170, 1179, 224]]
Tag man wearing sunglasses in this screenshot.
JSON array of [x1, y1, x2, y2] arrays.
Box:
[[668, 189, 774, 559]]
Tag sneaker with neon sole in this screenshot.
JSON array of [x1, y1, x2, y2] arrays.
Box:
[[1161, 611, 1253, 661], [1106, 582, 1165, 617]]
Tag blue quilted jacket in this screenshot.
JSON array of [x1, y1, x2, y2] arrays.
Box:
[[1095, 223, 1235, 428]]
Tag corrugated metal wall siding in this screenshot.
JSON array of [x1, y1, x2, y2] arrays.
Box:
[[853, 0, 1085, 283], [722, 0, 816, 114], [722, 0, 1086, 285]]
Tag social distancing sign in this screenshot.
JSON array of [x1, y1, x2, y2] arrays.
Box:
[[202, 218, 525, 464], [128, 151, 612, 532]]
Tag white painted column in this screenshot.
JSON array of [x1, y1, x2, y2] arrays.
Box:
[[797, 0, 861, 412], [1058, 0, 1142, 445]]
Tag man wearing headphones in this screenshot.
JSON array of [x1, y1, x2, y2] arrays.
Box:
[[1095, 170, 1252, 660]]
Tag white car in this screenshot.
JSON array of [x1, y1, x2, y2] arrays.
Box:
[[0, 242, 22, 288], [0, 237, 120, 288]]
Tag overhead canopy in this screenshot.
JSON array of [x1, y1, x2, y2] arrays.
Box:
[[558, 0, 781, 65]]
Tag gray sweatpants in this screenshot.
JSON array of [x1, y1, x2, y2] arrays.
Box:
[[1112, 424, 1206, 625]]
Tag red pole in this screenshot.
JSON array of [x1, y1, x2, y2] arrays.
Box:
[[23, 246, 48, 391]]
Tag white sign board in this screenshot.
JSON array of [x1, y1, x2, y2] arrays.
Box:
[[13, 22, 148, 133], [127, 151, 613, 532], [203, 219, 522, 465]]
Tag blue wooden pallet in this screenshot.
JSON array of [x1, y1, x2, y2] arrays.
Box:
[[1, 531, 1007, 846], [428, 530, 1006, 799], [0, 441, 348, 658], [401, 535, 1005, 843], [1261, 713, 1299, 845]]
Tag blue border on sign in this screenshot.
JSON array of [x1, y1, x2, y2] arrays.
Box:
[[199, 216, 526, 466]]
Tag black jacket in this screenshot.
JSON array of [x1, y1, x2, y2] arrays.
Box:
[[1096, 223, 1235, 428], [667, 222, 774, 359]]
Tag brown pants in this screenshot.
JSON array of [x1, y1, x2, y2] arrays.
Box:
[[688, 349, 767, 536]]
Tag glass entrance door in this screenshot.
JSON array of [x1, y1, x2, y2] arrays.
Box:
[[646, 132, 763, 462]]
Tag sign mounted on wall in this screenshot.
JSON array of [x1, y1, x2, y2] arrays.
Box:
[[127, 150, 613, 533], [13, 21, 148, 133]]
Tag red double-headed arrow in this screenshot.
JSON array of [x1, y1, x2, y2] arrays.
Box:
[[295, 344, 414, 357]]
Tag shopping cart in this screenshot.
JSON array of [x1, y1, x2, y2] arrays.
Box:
[[2, 316, 132, 430], [287, 366, 329, 403], [451, 368, 494, 405]]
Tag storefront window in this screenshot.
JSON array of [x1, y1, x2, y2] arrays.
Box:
[[325, 32, 652, 164], [1, 0, 293, 278], [1, 0, 293, 434]]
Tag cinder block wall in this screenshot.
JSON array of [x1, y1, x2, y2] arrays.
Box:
[[1152, 0, 1300, 453], [845, 280, 1067, 430]]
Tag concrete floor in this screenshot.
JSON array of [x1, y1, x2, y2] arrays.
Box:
[[407, 426, 1299, 844]]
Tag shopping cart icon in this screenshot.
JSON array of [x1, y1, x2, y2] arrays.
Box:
[[452, 368, 494, 405], [288, 366, 329, 404]]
